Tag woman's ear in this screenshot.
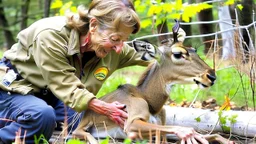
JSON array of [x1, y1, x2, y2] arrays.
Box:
[[89, 18, 98, 34]]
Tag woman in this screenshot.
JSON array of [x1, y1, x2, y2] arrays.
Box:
[[0, 0, 148, 143]]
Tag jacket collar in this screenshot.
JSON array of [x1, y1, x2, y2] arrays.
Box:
[[67, 29, 80, 56]]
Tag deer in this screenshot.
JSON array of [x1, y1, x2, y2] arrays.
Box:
[[72, 21, 234, 144]]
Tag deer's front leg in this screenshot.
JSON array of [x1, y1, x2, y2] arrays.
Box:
[[204, 134, 235, 144], [126, 119, 209, 144]]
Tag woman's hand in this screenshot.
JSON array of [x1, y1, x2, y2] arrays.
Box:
[[88, 98, 128, 128], [174, 127, 209, 144]]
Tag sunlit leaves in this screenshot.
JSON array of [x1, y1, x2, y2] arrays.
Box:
[[148, 5, 162, 16], [59, 1, 77, 15], [182, 3, 212, 22], [175, 0, 182, 11], [51, 0, 63, 9], [51, 0, 77, 16], [135, 0, 241, 28], [141, 19, 152, 29], [135, 0, 213, 28], [237, 4, 243, 10], [225, 0, 239, 5]]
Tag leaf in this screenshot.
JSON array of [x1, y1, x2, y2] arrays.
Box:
[[175, 0, 182, 10], [237, 4, 243, 10], [225, 0, 235, 5], [147, 5, 157, 16], [228, 114, 238, 124], [123, 138, 132, 144], [181, 13, 190, 22], [51, 0, 63, 9], [219, 116, 227, 125], [222, 125, 231, 132], [59, 1, 73, 16], [100, 137, 109, 144], [219, 95, 231, 110], [162, 3, 174, 13], [134, 0, 141, 7], [67, 139, 86, 144], [195, 117, 201, 122], [141, 19, 152, 28], [70, 6, 77, 13]]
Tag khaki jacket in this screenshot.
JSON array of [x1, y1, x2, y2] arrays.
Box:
[[0, 16, 150, 112]]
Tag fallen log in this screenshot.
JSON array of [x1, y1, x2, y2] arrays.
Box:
[[164, 106, 256, 137]]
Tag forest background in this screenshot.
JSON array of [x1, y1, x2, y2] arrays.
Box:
[[0, 0, 256, 111]]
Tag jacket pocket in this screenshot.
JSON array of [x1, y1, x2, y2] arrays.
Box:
[[0, 66, 35, 95]]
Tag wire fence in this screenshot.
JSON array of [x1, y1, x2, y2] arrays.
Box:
[[128, 20, 256, 40]]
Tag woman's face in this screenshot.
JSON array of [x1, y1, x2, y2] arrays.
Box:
[[89, 23, 134, 58]]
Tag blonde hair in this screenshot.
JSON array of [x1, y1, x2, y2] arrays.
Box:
[[66, 0, 140, 35]]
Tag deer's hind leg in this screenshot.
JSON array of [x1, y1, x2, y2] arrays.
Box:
[[124, 97, 169, 142], [72, 112, 98, 144], [72, 131, 98, 144]]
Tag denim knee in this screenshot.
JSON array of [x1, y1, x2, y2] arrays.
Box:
[[35, 105, 56, 139]]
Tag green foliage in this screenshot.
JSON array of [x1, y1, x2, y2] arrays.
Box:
[[65, 138, 148, 144], [67, 139, 86, 144], [123, 138, 132, 144], [134, 0, 239, 29], [100, 137, 109, 144], [33, 134, 47, 144], [97, 66, 146, 98], [218, 110, 238, 133], [229, 114, 238, 124], [51, 0, 77, 15], [195, 117, 201, 122], [50, 0, 93, 16]]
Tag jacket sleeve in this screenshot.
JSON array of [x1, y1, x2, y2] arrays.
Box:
[[118, 43, 152, 69], [33, 30, 95, 112]]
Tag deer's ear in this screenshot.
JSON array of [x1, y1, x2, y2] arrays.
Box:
[[132, 40, 161, 61], [172, 20, 186, 43]]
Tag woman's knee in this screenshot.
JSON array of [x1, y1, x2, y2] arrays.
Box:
[[36, 105, 56, 127], [29, 105, 56, 140]]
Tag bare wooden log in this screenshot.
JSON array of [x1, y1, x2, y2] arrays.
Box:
[[164, 106, 256, 137]]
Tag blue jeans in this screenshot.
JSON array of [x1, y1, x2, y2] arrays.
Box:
[[0, 90, 81, 144]]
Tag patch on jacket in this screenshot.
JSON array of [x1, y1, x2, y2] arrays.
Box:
[[94, 67, 108, 81]]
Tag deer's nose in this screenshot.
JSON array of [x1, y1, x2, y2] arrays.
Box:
[[207, 69, 216, 84]]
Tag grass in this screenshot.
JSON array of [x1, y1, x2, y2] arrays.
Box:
[[97, 66, 146, 98], [0, 50, 3, 58]]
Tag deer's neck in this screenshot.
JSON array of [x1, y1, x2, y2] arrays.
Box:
[[137, 62, 169, 114]]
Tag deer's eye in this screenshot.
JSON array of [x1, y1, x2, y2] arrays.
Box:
[[173, 52, 183, 59]]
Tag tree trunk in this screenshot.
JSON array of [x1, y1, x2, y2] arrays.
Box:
[[0, 0, 15, 49], [157, 20, 169, 44], [196, 0, 214, 54], [240, 0, 253, 62], [156, 0, 169, 44], [217, 5, 235, 60], [165, 106, 256, 137], [20, 0, 30, 30], [44, 0, 52, 18]]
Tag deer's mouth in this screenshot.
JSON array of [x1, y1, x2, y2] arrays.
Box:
[[193, 79, 213, 88]]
